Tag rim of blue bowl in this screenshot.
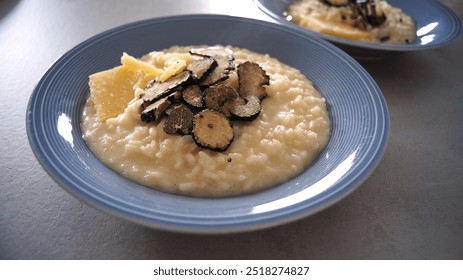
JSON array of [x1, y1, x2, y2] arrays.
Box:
[[26, 14, 389, 234]]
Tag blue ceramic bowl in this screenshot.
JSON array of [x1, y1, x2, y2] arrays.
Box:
[[254, 0, 462, 57], [26, 15, 388, 233]]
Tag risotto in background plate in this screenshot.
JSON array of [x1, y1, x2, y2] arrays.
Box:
[[285, 0, 416, 44]]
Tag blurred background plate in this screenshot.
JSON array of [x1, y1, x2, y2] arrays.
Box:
[[26, 14, 388, 234], [254, 0, 462, 58]]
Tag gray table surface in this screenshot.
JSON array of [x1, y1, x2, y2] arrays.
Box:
[[1, 0, 462, 259]]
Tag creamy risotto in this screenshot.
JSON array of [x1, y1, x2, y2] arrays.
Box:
[[286, 0, 416, 44], [82, 46, 330, 197]]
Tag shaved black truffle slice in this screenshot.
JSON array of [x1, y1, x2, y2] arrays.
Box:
[[199, 55, 234, 86], [203, 84, 238, 116], [237, 61, 270, 100], [161, 91, 182, 117], [182, 85, 204, 109], [140, 96, 171, 123], [322, 0, 350, 7], [168, 90, 183, 103], [346, 0, 386, 28], [229, 95, 261, 121], [189, 47, 234, 60], [163, 104, 194, 135], [187, 57, 217, 82], [189, 47, 235, 86], [142, 71, 191, 103], [192, 109, 234, 152], [358, 1, 387, 27]]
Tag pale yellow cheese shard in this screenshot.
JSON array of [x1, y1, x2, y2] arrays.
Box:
[[154, 53, 191, 66], [155, 53, 192, 82], [121, 52, 163, 76], [89, 65, 144, 122], [133, 71, 158, 93], [303, 15, 373, 41], [159, 60, 187, 82]]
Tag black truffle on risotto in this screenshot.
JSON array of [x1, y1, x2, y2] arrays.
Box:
[[192, 109, 234, 152]]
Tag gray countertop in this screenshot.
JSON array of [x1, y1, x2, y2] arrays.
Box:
[[1, 0, 462, 259]]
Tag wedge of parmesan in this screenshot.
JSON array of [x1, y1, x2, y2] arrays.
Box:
[[155, 53, 192, 82], [121, 52, 163, 76], [89, 65, 154, 122]]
